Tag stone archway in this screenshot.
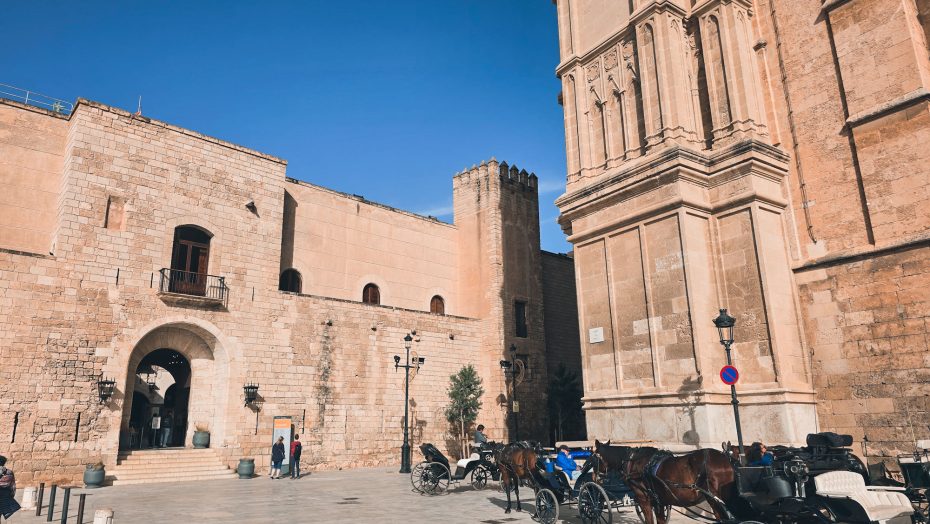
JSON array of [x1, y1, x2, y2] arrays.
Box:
[[119, 322, 231, 450]]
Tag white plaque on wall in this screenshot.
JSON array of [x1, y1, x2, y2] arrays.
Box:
[[588, 327, 605, 343]]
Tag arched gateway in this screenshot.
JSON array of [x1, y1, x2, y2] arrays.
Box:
[[118, 321, 231, 451]]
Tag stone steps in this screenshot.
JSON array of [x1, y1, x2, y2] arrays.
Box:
[[110, 448, 237, 485]]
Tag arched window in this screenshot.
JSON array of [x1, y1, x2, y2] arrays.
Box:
[[170, 225, 212, 295], [430, 295, 445, 315], [279, 269, 302, 293], [362, 283, 380, 305]]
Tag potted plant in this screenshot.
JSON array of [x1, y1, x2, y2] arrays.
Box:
[[192, 422, 210, 449], [237, 457, 255, 479], [83, 462, 106, 488]]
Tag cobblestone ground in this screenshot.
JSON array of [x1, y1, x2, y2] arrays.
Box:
[[10, 468, 701, 523]]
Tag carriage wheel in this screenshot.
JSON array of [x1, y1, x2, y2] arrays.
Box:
[[578, 482, 612, 524], [470, 464, 490, 490], [426, 462, 451, 495], [410, 461, 449, 495], [634, 503, 669, 524], [535, 488, 560, 524], [410, 461, 431, 493]]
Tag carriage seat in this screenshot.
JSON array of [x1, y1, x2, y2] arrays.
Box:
[[814, 471, 912, 523], [456, 453, 480, 469]]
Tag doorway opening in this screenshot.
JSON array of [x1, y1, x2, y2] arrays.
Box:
[[125, 348, 191, 450]]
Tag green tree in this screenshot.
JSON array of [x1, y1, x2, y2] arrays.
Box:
[[445, 365, 484, 458], [547, 363, 584, 443]]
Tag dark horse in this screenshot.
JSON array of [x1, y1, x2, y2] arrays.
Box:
[[593, 440, 738, 524], [494, 443, 548, 514]]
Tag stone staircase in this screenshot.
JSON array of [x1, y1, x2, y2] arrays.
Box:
[[109, 448, 237, 485]]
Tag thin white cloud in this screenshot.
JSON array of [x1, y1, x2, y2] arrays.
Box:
[[536, 178, 565, 194], [414, 203, 454, 217]]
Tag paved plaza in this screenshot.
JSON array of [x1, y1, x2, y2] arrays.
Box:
[[8, 467, 701, 523]]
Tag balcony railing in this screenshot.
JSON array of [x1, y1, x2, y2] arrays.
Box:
[[158, 268, 227, 304]]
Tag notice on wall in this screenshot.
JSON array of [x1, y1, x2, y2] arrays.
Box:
[[512, 401, 520, 413], [273, 416, 293, 474], [588, 327, 605, 343]]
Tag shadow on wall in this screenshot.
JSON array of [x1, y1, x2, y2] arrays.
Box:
[[678, 375, 703, 447]]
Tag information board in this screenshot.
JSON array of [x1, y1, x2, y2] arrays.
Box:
[[273, 416, 293, 475]]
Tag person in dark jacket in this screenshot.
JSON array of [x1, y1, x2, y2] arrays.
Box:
[[270, 437, 286, 479], [0, 455, 21, 521], [290, 434, 303, 479]]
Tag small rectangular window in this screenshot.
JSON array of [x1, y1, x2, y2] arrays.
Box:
[[514, 300, 527, 338], [104, 196, 126, 230]]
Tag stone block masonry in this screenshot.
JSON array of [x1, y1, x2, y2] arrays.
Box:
[[0, 97, 579, 484]]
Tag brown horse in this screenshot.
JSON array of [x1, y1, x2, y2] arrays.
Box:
[[593, 440, 738, 524], [494, 443, 548, 514]]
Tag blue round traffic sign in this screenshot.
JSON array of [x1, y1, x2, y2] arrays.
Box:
[[720, 365, 739, 385]]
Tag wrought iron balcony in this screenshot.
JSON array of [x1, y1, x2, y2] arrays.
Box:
[[158, 268, 227, 306]]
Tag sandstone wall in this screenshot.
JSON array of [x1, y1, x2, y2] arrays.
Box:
[[0, 102, 67, 254], [0, 99, 513, 484], [282, 180, 459, 313], [541, 251, 581, 380]]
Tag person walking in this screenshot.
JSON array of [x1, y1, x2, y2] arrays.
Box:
[[160, 410, 174, 448], [290, 434, 302, 479], [270, 436, 286, 479], [0, 455, 21, 521]]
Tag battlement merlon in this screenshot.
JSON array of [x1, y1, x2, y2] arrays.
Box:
[[452, 157, 539, 192]]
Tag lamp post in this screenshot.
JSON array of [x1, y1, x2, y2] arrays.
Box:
[[243, 383, 259, 406], [499, 343, 520, 442], [394, 334, 424, 474], [713, 308, 745, 460]]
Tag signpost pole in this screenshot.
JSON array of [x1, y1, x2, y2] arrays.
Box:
[[723, 345, 745, 459]]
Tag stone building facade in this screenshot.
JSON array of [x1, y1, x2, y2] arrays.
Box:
[[553, 0, 930, 456], [0, 96, 580, 484]]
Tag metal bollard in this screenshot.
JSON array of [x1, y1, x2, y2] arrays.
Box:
[[76, 493, 86, 524], [36, 482, 45, 516], [60, 486, 71, 524], [21, 486, 38, 510], [93, 508, 114, 524], [47, 484, 57, 522]]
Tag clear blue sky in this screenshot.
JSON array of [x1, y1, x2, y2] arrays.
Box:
[[1, 1, 571, 252]]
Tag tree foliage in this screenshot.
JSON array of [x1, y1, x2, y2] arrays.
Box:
[[445, 365, 484, 456], [547, 363, 584, 443]]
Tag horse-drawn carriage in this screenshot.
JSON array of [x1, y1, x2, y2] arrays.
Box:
[[521, 434, 923, 524], [869, 439, 930, 520], [410, 442, 498, 495], [581, 434, 921, 524], [531, 446, 637, 524]]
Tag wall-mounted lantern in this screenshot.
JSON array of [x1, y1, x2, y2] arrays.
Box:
[[97, 377, 116, 404], [243, 383, 260, 406]]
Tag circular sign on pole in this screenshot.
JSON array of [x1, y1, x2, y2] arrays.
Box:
[[720, 365, 739, 385]]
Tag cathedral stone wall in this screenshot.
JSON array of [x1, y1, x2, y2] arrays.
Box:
[[554, 0, 930, 455]]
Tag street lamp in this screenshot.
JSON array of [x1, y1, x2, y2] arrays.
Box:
[[394, 333, 424, 474], [713, 308, 745, 460], [499, 343, 521, 442]]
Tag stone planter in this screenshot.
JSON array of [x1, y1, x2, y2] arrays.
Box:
[[83, 465, 106, 488], [192, 431, 210, 449], [237, 458, 255, 479]]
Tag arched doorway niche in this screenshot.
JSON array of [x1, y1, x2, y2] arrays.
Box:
[[119, 321, 231, 450]]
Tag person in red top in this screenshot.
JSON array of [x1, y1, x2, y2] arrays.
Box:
[[289, 434, 303, 479]]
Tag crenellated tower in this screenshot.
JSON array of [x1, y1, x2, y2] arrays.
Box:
[[453, 159, 549, 442]]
